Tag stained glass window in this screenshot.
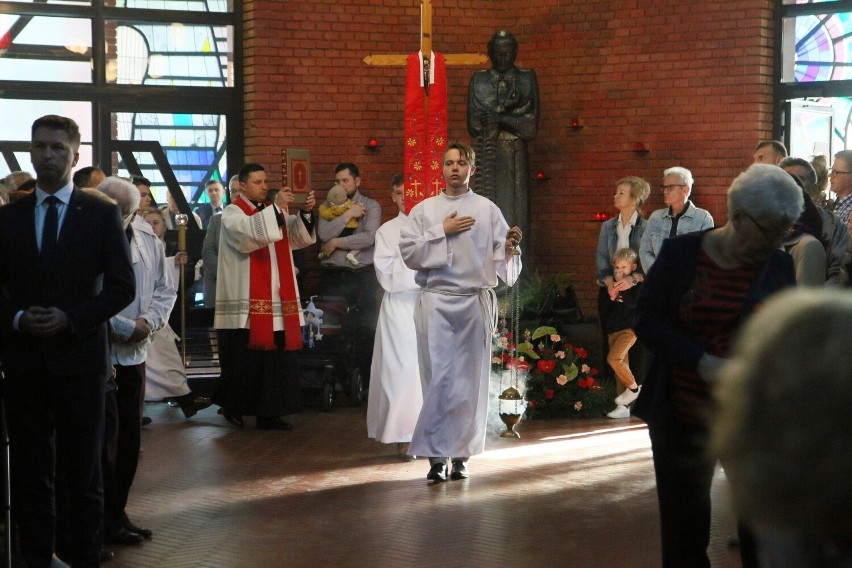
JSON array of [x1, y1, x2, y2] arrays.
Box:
[[1, 0, 229, 9], [0, 0, 238, 203], [108, 21, 233, 87], [0, 14, 92, 83], [114, 0, 229, 12], [112, 112, 227, 204], [783, 13, 852, 82], [789, 96, 852, 156], [0, 99, 92, 178]]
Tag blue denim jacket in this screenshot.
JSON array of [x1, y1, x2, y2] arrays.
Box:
[[595, 215, 647, 284], [639, 200, 714, 273]]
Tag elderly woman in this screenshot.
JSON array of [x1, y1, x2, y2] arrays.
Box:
[[713, 289, 852, 568], [595, 176, 651, 415], [633, 164, 804, 568]]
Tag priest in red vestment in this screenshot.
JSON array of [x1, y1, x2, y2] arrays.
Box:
[[213, 163, 316, 430]]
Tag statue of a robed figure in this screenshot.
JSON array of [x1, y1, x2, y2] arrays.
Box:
[[468, 30, 540, 246]]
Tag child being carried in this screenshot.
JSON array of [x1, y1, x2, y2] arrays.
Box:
[[318, 184, 359, 265]]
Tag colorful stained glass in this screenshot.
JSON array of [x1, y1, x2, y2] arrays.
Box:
[[114, 112, 227, 204], [790, 10, 852, 83]]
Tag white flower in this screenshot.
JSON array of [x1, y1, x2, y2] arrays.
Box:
[[492, 356, 502, 364], [497, 336, 508, 349], [551, 334, 561, 342], [556, 374, 568, 385], [555, 350, 565, 359], [581, 364, 590, 373], [574, 401, 583, 411]]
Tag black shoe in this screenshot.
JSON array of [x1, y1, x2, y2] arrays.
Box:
[[99, 549, 115, 563], [104, 527, 143, 545], [180, 395, 213, 418], [426, 460, 448, 483], [256, 416, 294, 430], [450, 459, 469, 480], [223, 410, 244, 427], [123, 515, 153, 539], [141, 416, 152, 426]]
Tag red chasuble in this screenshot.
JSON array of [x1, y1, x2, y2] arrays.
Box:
[[233, 196, 302, 351], [404, 51, 447, 213]]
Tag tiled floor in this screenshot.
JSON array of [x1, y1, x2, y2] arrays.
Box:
[[102, 401, 744, 568]]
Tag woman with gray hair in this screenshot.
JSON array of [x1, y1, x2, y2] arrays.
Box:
[[713, 289, 852, 567], [632, 163, 804, 568]]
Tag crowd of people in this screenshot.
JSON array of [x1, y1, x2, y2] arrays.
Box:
[[593, 141, 852, 567], [3, 116, 851, 568]]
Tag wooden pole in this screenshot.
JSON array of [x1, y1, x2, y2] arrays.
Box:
[[176, 214, 188, 366], [422, 0, 432, 120]]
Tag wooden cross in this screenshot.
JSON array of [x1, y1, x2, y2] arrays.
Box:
[[363, 0, 488, 118]]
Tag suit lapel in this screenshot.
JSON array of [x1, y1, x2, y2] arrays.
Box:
[[18, 193, 40, 263], [54, 186, 83, 262]]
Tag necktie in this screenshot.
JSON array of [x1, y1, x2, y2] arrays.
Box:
[[215, 206, 222, 214], [41, 195, 59, 267]]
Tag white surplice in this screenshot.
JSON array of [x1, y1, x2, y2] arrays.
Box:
[[400, 190, 521, 459], [145, 254, 190, 400], [366, 212, 423, 443], [214, 196, 315, 330]]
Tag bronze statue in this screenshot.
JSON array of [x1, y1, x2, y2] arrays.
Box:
[[468, 30, 539, 245]]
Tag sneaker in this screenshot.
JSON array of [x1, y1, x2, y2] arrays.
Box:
[[614, 386, 641, 406], [607, 405, 630, 419]]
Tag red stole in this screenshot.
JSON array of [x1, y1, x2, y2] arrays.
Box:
[[403, 51, 447, 213], [233, 196, 302, 351]]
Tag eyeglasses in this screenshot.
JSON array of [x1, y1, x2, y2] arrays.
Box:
[[742, 210, 791, 244], [742, 210, 773, 239], [829, 169, 851, 177], [661, 184, 686, 192]]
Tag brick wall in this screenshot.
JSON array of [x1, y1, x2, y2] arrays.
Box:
[[244, 0, 776, 317]]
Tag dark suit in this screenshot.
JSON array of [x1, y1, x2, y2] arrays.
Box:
[[194, 202, 223, 229], [0, 188, 135, 568]]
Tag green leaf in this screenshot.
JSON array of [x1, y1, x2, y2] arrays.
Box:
[[516, 342, 539, 360], [531, 326, 557, 340], [563, 363, 578, 381]]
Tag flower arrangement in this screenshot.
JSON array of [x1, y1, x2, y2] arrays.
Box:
[[492, 321, 614, 419]]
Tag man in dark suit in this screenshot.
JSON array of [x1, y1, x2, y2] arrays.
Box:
[[0, 115, 135, 568], [194, 179, 226, 229]]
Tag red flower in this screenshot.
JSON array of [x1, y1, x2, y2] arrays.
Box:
[[527, 400, 536, 410], [537, 360, 556, 374], [591, 367, 599, 376], [545, 389, 555, 399], [578, 378, 588, 388], [574, 347, 588, 359], [586, 378, 597, 388]]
